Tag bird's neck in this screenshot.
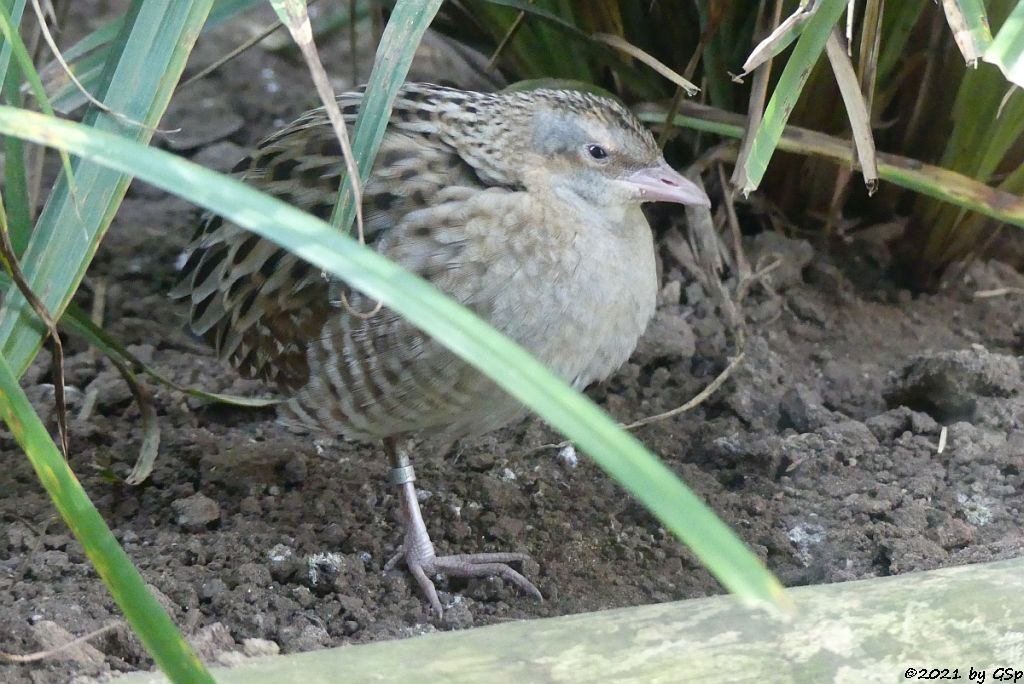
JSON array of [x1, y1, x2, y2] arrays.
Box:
[[531, 181, 631, 230]]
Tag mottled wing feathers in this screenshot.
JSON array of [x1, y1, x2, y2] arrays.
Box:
[[173, 85, 489, 392], [281, 187, 532, 441], [174, 214, 327, 391]]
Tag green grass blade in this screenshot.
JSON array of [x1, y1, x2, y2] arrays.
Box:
[[2, 70, 31, 254], [0, 269, 281, 405], [0, 106, 787, 608], [875, 0, 930, 86], [48, 0, 264, 114], [481, 0, 587, 37], [0, 0, 26, 83], [0, 0, 64, 121], [984, 0, 1024, 86], [741, 0, 847, 194], [741, 1, 816, 74], [0, 0, 31, 256], [0, 0, 75, 190], [328, 0, 444, 233], [943, 0, 993, 64], [0, 0, 214, 380], [211, 0, 266, 23], [59, 13, 125, 62], [59, 299, 281, 407], [0, 351, 214, 682], [945, 145, 1024, 259], [46, 49, 108, 114]]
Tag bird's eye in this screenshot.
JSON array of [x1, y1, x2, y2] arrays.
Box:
[[586, 144, 608, 161]]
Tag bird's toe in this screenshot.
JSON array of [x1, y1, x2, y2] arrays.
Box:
[[432, 553, 543, 602]]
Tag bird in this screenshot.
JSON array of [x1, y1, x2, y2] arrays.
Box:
[[173, 82, 711, 616]]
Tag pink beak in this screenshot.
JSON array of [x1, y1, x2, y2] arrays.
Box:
[[621, 158, 711, 207]]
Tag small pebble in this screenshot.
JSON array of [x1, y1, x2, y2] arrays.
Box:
[[171, 493, 221, 531], [242, 638, 280, 657]]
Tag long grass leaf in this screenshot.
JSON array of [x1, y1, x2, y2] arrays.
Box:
[[942, 0, 993, 65], [46, 0, 265, 113], [2, 71, 31, 254], [984, 0, 1024, 86], [0, 106, 788, 608], [741, 0, 848, 194], [945, 145, 1024, 259], [329, 0, 444, 233], [0, 0, 26, 83], [0, 0, 75, 188], [0, 1, 213, 380]]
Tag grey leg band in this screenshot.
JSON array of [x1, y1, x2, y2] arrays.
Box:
[[389, 464, 416, 485]]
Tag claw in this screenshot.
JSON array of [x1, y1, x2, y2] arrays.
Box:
[[391, 549, 543, 616], [383, 545, 406, 572]]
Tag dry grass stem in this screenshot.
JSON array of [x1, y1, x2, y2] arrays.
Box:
[[731, 0, 781, 188], [592, 32, 699, 95], [0, 623, 122, 663], [973, 287, 1024, 298], [620, 348, 747, 433], [486, 1, 532, 71], [178, 0, 325, 93], [0, 213, 68, 456], [276, 0, 383, 320], [30, 0, 163, 131]]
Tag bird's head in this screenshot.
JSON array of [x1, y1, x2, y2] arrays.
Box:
[[401, 83, 710, 212], [513, 89, 711, 211]]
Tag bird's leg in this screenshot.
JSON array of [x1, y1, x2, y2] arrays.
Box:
[[384, 438, 438, 571], [382, 437, 542, 616]]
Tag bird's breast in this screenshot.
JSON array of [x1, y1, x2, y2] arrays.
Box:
[[479, 199, 657, 389]]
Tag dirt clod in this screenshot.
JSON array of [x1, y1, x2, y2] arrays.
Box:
[[171, 493, 222, 532], [890, 347, 1021, 421]]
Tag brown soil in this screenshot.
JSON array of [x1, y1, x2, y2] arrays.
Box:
[[3, 8, 1024, 683]]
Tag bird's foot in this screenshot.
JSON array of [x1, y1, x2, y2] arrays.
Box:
[[384, 438, 542, 616], [384, 545, 542, 616]]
